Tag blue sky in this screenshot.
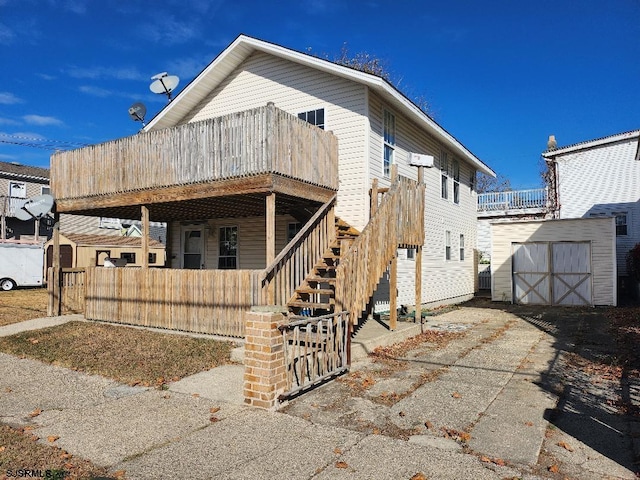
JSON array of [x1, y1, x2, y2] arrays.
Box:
[[1, 0, 639, 189]]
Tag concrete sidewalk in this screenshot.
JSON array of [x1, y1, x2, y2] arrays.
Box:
[[0, 306, 637, 479]]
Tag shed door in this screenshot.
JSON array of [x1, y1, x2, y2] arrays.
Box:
[[552, 242, 591, 306], [512, 243, 550, 304]]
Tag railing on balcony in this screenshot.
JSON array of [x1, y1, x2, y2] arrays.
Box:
[[0, 196, 26, 218], [51, 103, 339, 201], [477, 188, 549, 213]]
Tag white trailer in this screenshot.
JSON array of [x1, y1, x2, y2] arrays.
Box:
[[0, 243, 45, 291]]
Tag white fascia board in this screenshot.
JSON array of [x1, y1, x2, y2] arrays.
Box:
[[542, 130, 640, 159]]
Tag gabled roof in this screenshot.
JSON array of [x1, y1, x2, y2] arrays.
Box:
[[542, 129, 640, 159], [0, 161, 49, 181], [145, 34, 494, 176]]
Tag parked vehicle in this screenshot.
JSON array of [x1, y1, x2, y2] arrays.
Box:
[[0, 242, 45, 290]]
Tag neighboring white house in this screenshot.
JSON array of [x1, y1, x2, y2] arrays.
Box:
[[542, 130, 640, 278], [144, 34, 495, 308]]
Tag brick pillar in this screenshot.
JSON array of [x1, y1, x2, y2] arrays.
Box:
[[243, 307, 288, 409]]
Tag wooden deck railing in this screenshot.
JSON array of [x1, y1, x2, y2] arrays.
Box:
[[51, 103, 339, 200], [83, 267, 264, 337], [335, 174, 425, 324], [477, 188, 549, 212], [262, 196, 336, 306]]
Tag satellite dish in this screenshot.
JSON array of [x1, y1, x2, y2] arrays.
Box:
[[128, 102, 147, 125], [15, 194, 54, 221], [150, 72, 179, 101]]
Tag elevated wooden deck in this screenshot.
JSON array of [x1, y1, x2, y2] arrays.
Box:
[[51, 104, 338, 221]]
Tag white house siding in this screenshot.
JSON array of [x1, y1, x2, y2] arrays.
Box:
[[168, 214, 298, 270], [491, 217, 616, 306], [554, 137, 640, 275], [368, 92, 478, 309], [185, 51, 369, 231]]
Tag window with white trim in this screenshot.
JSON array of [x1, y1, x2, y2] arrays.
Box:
[[470, 170, 476, 193], [218, 226, 238, 269], [440, 152, 448, 200], [459, 234, 465, 261], [41, 186, 50, 195], [407, 248, 415, 260], [298, 108, 325, 129], [615, 214, 628, 236], [287, 222, 302, 243], [383, 110, 395, 177], [453, 160, 460, 204], [445, 230, 451, 260]]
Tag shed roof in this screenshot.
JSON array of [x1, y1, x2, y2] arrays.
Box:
[[144, 34, 494, 177]]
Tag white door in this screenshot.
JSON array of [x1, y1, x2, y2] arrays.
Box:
[[512, 243, 551, 304], [181, 227, 204, 269], [552, 242, 592, 306]]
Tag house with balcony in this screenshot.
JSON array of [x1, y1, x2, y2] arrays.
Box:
[[0, 161, 52, 242], [543, 129, 640, 284], [49, 34, 494, 338]]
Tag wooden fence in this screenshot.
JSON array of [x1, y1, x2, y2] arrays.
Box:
[[262, 196, 336, 305], [336, 173, 425, 324], [47, 268, 86, 316], [83, 267, 265, 337], [51, 103, 339, 200], [278, 311, 349, 400]]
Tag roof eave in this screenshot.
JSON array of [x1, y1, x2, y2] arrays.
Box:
[[542, 130, 640, 159]]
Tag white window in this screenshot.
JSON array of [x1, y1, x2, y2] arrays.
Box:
[[615, 214, 628, 236], [453, 160, 460, 204], [470, 170, 476, 193], [41, 186, 51, 195], [218, 226, 238, 269], [298, 108, 325, 129], [440, 152, 448, 200], [445, 230, 451, 260], [9, 181, 26, 199], [383, 110, 395, 177], [459, 234, 465, 261], [406, 248, 415, 260]]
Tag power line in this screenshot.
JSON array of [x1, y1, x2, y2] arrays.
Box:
[[0, 134, 89, 151]]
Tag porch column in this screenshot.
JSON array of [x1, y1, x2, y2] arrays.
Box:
[[266, 193, 276, 304], [141, 205, 149, 269]]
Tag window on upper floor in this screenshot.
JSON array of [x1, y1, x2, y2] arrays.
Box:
[[298, 108, 325, 130], [615, 214, 628, 236], [407, 248, 415, 260], [453, 160, 460, 204], [383, 109, 395, 178], [470, 170, 476, 193], [440, 152, 449, 200], [41, 186, 50, 195]]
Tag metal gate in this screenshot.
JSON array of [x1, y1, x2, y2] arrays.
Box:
[[512, 242, 592, 306]]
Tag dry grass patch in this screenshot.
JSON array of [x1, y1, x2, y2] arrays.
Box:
[[0, 288, 48, 327], [0, 424, 117, 480], [0, 321, 233, 386]]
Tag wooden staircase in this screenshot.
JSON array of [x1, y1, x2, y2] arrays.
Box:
[[287, 218, 359, 316]]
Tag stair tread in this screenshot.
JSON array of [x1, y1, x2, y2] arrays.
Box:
[[307, 276, 336, 283], [288, 301, 334, 308], [295, 287, 334, 295]]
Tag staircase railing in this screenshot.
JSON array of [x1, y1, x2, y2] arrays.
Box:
[[262, 195, 337, 306], [335, 172, 424, 325]]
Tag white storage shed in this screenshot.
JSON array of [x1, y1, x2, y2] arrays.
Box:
[[491, 217, 617, 306]]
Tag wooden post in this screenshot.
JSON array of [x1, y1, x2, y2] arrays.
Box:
[[141, 205, 149, 269], [50, 212, 61, 316], [370, 178, 379, 217], [390, 254, 397, 331], [416, 165, 424, 329], [266, 193, 276, 304]]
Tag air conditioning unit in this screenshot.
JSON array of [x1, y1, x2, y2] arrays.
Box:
[[409, 153, 434, 167]]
